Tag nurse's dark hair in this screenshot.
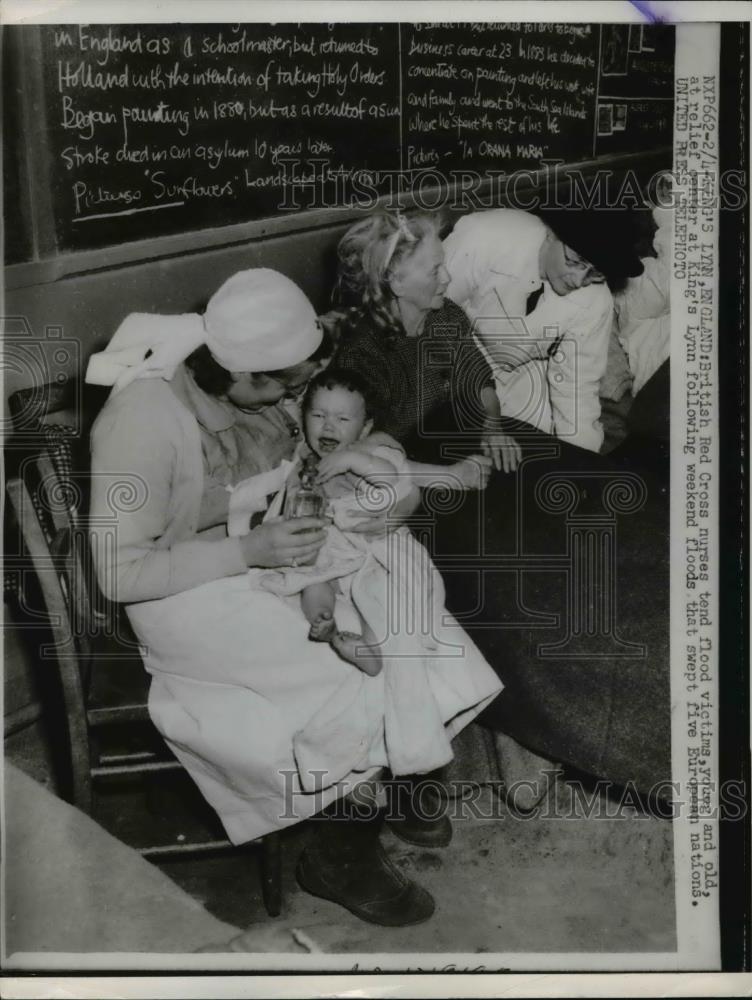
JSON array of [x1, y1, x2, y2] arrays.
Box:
[[185, 325, 335, 397], [302, 367, 380, 424]]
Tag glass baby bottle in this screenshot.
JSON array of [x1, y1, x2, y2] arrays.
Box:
[[284, 452, 327, 520]]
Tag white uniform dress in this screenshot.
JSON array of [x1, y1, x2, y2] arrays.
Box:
[[443, 208, 614, 453]]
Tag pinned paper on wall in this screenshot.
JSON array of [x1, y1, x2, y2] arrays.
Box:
[[613, 105, 628, 131], [597, 103, 614, 135]]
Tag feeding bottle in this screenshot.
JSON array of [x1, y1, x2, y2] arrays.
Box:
[[285, 452, 327, 519]]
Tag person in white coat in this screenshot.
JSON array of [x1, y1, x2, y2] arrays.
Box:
[[443, 208, 644, 458]]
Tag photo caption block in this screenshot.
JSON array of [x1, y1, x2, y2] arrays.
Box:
[[670, 21, 721, 969]]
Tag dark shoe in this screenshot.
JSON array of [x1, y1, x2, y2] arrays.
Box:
[[296, 825, 435, 927], [386, 778, 453, 848]]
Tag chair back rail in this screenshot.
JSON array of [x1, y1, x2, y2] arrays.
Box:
[[6, 475, 94, 811]]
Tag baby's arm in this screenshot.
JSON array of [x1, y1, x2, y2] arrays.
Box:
[[301, 580, 338, 642]]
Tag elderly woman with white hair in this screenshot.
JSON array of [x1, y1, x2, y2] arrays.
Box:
[[87, 268, 501, 928]]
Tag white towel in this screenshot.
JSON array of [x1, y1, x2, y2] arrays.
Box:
[[226, 462, 294, 537], [85, 313, 206, 394]]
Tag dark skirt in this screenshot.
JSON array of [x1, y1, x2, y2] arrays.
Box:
[[406, 385, 670, 794]]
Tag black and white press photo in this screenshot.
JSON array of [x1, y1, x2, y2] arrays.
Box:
[[1, 2, 748, 993]]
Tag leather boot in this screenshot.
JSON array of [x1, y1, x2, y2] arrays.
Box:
[[385, 774, 453, 848], [296, 795, 435, 927]]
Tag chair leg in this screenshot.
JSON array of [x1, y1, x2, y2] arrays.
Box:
[[260, 832, 282, 917], [68, 713, 94, 814]]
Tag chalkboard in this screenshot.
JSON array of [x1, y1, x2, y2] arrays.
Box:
[[594, 23, 675, 155], [400, 22, 598, 174], [6, 21, 675, 259], [38, 22, 401, 250]]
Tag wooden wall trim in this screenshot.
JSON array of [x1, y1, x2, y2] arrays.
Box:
[[4, 149, 670, 292], [17, 28, 57, 259]]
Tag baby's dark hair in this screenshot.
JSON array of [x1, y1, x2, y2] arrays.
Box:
[[302, 367, 380, 425]]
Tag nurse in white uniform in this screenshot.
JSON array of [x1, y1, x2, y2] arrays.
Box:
[[86, 268, 501, 928]]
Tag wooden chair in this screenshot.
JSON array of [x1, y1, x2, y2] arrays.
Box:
[[5, 383, 282, 916]]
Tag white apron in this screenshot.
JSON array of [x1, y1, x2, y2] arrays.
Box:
[[128, 557, 501, 844]]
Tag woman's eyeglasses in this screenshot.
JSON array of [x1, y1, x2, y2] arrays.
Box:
[[563, 246, 605, 284]]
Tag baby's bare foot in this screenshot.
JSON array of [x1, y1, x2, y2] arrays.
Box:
[[331, 631, 383, 676], [308, 611, 337, 643]]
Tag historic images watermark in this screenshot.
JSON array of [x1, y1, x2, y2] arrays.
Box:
[[276, 771, 747, 826], [271, 161, 748, 213]]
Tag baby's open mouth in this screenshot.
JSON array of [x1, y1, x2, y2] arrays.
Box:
[[317, 437, 340, 452]]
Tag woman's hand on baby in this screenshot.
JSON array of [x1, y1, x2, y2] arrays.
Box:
[[344, 482, 421, 538], [482, 429, 522, 474], [452, 455, 493, 490], [240, 516, 327, 568]]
